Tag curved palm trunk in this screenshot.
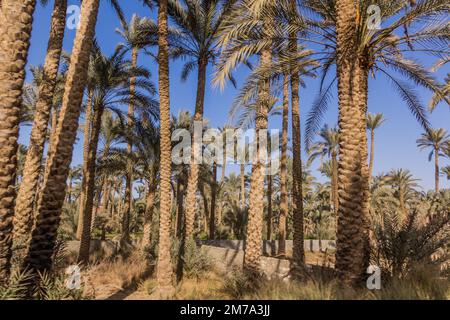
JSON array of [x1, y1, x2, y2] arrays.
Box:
[[240, 163, 246, 210], [122, 47, 138, 244], [76, 90, 93, 240], [278, 74, 289, 256], [14, 0, 67, 242], [155, 0, 174, 295], [209, 163, 217, 239], [184, 56, 208, 241], [23, 0, 100, 274], [435, 148, 439, 192], [334, 0, 368, 286], [243, 49, 271, 276], [77, 102, 104, 264], [290, 32, 305, 277], [0, 0, 36, 283]]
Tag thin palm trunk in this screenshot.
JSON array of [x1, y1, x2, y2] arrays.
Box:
[[184, 56, 208, 241], [122, 47, 138, 244], [23, 0, 100, 274], [14, 0, 67, 242], [290, 30, 305, 277], [435, 148, 439, 192], [266, 174, 272, 240], [240, 164, 245, 210], [141, 180, 156, 252], [335, 0, 368, 286], [176, 181, 184, 238], [155, 0, 174, 294], [331, 151, 339, 216], [78, 101, 104, 264], [210, 163, 217, 239], [0, 0, 36, 283], [278, 74, 289, 256], [202, 187, 209, 233], [77, 89, 93, 240], [369, 129, 375, 179]]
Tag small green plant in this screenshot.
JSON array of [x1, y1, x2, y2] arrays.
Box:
[[220, 267, 262, 299], [372, 206, 449, 278], [33, 271, 83, 300], [171, 239, 212, 280], [0, 269, 32, 300]]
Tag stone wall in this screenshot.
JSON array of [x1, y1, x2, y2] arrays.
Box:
[[66, 240, 118, 257], [199, 239, 335, 254], [200, 245, 292, 279]]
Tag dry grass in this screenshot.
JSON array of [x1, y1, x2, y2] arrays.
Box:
[[82, 254, 151, 299]]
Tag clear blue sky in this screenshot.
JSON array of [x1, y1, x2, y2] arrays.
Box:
[[20, 1, 450, 191]]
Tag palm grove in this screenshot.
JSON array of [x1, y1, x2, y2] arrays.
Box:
[[0, 0, 449, 297]]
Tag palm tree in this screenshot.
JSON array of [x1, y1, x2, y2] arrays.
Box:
[[167, 0, 238, 241], [417, 128, 450, 193], [77, 48, 157, 264], [116, 14, 158, 244], [0, 0, 36, 283], [23, 0, 101, 274], [333, 0, 369, 287], [155, 0, 175, 296], [366, 113, 386, 179], [14, 0, 67, 243], [385, 169, 420, 219], [302, 0, 448, 286], [132, 123, 160, 253], [308, 125, 339, 218]]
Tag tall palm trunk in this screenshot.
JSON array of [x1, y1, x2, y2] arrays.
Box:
[[266, 174, 272, 240], [176, 181, 184, 238], [14, 0, 67, 242], [141, 178, 156, 253], [76, 89, 93, 239], [331, 150, 339, 216], [243, 49, 271, 276], [435, 148, 439, 192], [209, 163, 217, 239], [77, 101, 104, 264], [184, 56, 208, 241], [355, 58, 371, 275], [122, 47, 138, 244], [289, 30, 305, 277], [369, 129, 375, 179], [0, 0, 36, 283], [155, 0, 174, 295], [334, 0, 368, 286], [240, 163, 245, 210], [23, 0, 100, 274], [278, 74, 289, 256]]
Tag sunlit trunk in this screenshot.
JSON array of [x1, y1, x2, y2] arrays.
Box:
[[155, 0, 175, 294], [14, 0, 67, 243], [78, 101, 104, 264], [77, 89, 93, 240], [0, 0, 36, 282], [184, 56, 208, 241]]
